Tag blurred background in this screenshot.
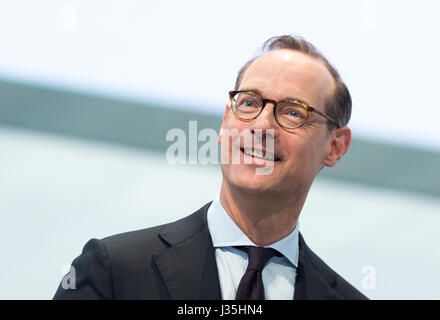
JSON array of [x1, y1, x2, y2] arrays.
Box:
[[0, 0, 439, 299]]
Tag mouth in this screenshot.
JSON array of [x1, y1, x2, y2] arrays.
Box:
[[240, 148, 281, 162]]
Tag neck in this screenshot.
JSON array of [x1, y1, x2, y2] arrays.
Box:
[[219, 180, 308, 246]]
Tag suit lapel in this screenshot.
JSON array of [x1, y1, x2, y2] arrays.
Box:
[[152, 204, 344, 300], [294, 233, 344, 300], [152, 202, 222, 300]]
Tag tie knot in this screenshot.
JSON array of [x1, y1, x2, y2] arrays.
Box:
[[236, 246, 282, 272]]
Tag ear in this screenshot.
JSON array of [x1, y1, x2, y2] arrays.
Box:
[[323, 126, 351, 167], [217, 103, 231, 144]]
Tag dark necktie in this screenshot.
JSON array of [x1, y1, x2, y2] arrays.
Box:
[[235, 246, 282, 300]]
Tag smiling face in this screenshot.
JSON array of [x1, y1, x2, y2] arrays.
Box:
[[219, 49, 340, 197]]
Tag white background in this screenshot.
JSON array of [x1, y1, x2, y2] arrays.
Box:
[[0, 0, 439, 150]]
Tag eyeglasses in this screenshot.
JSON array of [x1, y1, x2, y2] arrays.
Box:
[[229, 90, 340, 130]]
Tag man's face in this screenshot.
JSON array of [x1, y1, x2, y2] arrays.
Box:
[[219, 49, 336, 196]]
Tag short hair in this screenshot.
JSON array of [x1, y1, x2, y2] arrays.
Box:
[[234, 35, 352, 131]]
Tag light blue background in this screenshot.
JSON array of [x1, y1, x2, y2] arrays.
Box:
[[1, 0, 439, 299]]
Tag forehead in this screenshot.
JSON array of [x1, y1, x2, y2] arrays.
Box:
[[240, 49, 334, 109]]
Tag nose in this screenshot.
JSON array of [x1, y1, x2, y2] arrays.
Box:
[[250, 102, 279, 140]]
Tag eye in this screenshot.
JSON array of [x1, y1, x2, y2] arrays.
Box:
[[288, 110, 301, 118], [235, 93, 261, 109], [279, 105, 306, 119], [242, 100, 255, 108]]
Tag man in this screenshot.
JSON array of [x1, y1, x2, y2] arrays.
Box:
[[54, 35, 367, 300]]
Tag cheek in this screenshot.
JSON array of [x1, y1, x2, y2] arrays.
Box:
[[220, 118, 249, 149], [283, 137, 325, 173]]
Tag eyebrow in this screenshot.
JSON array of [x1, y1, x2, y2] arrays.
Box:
[[239, 87, 312, 107]]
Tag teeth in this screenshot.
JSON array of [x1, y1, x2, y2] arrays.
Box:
[[243, 149, 274, 161]]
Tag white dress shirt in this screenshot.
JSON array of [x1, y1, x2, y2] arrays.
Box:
[[206, 195, 299, 300]]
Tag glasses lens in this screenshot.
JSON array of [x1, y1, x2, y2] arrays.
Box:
[[276, 101, 308, 129], [232, 92, 263, 119]]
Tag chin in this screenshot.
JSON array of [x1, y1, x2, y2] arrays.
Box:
[[225, 164, 281, 194]]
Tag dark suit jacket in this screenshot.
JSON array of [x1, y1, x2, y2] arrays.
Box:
[[53, 202, 368, 300]]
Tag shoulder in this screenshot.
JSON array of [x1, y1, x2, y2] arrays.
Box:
[[298, 233, 369, 300], [97, 201, 212, 262], [53, 202, 213, 299]]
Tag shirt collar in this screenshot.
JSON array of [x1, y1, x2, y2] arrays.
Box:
[[207, 194, 299, 268]]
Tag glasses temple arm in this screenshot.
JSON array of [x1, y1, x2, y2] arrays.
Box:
[[312, 109, 340, 128]]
